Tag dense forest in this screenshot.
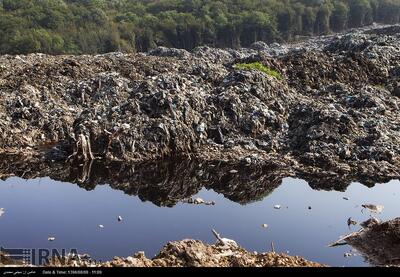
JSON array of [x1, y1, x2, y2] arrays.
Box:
[[1, 0, 400, 54]]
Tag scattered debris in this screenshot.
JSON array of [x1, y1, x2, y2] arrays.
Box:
[[186, 197, 215, 206], [193, 198, 205, 204], [211, 229, 238, 248]]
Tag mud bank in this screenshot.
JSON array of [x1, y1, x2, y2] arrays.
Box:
[[0, 240, 324, 267], [1, 25, 400, 178]]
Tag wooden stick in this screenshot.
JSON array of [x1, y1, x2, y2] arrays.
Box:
[[212, 229, 226, 246]]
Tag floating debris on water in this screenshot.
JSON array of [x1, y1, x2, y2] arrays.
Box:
[[48, 237, 56, 242], [117, 216, 123, 222], [274, 205, 281, 210], [0, 208, 5, 217], [261, 224, 268, 228]]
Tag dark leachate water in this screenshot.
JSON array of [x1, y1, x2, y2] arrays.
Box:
[[0, 172, 399, 267]]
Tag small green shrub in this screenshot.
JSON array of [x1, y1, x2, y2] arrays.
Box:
[[234, 62, 283, 80]]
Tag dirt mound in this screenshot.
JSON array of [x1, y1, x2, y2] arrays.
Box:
[[40, 240, 324, 267]]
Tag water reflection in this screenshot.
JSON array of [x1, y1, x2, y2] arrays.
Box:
[[0, 156, 396, 207], [0, 156, 399, 267]]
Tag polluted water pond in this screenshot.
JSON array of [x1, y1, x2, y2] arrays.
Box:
[[0, 166, 399, 267]]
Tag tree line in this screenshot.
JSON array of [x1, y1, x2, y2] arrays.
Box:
[[1, 0, 400, 55]]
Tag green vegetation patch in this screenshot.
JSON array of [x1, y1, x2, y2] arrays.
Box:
[[234, 62, 283, 80]]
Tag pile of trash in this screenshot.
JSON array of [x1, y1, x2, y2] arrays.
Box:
[[1, 24, 400, 178], [40, 239, 323, 267]]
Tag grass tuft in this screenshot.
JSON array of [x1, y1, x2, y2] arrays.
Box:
[[234, 62, 283, 80]]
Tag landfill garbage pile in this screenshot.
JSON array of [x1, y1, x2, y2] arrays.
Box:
[[0, 24, 400, 178], [1, 240, 324, 267]]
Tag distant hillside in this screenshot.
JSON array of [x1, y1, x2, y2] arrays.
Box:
[[1, 0, 400, 54]]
